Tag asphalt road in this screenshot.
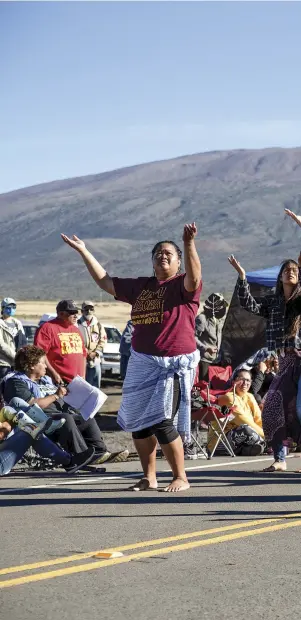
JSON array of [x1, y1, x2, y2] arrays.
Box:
[[2, 454, 301, 620]]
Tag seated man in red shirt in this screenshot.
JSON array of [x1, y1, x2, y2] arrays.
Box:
[[34, 300, 128, 464]]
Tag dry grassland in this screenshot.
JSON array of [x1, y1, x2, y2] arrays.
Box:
[[17, 301, 131, 331]]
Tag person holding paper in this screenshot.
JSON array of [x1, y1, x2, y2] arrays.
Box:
[[61, 223, 202, 492], [2, 345, 129, 464]]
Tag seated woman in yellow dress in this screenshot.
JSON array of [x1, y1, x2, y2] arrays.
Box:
[[208, 368, 265, 456]]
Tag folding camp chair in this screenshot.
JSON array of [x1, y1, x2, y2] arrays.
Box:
[[191, 365, 236, 459]]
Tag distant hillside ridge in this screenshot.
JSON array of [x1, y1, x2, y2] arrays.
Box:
[[1, 147, 301, 299]]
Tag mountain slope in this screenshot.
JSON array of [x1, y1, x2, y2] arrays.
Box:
[[2, 147, 301, 299]]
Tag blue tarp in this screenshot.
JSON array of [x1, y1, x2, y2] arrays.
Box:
[[246, 265, 280, 288]]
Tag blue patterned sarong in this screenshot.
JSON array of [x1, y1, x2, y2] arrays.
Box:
[[117, 349, 200, 443]]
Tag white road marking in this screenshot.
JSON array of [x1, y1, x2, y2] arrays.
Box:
[[184, 454, 295, 471], [0, 474, 133, 493], [0, 455, 296, 494]]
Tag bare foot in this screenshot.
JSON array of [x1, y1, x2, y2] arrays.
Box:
[[128, 477, 158, 492], [163, 477, 190, 493], [263, 462, 287, 472]]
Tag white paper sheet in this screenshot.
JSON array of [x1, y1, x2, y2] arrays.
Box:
[[63, 375, 108, 420]]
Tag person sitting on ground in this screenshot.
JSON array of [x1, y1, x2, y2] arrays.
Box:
[[62, 222, 202, 493], [208, 369, 265, 456], [195, 293, 228, 381], [119, 320, 134, 381], [0, 408, 95, 477], [230, 348, 279, 405], [77, 301, 107, 388], [2, 345, 129, 464], [0, 403, 52, 435], [0, 298, 27, 380]]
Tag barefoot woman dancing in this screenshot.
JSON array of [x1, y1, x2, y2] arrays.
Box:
[[228, 209, 301, 472], [62, 223, 202, 492]]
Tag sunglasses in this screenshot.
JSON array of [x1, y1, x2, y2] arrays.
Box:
[[83, 306, 94, 311]]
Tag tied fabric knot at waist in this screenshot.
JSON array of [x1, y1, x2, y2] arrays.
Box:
[[117, 349, 200, 443]]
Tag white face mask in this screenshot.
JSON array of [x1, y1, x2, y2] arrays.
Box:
[[83, 311, 93, 319]]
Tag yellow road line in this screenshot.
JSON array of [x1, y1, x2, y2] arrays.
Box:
[[1, 518, 301, 589], [1, 514, 299, 577]]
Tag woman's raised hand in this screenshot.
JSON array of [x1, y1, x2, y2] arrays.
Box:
[[183, 222, 197, 242], [228, 254, 246, 280], [61, 234, 86, 253], [284, 209, 301, 228]]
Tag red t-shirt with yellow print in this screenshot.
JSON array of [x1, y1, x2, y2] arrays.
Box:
[[112, 273, 202, 356], [34, 318, 86, 383]]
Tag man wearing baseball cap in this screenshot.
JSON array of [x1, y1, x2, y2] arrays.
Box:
[[34, 299, 85, 385]]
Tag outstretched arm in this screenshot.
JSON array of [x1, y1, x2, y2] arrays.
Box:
[[183, 223, 202, 292], [61, 234, 116, 296], [228, 254, 268, 317], [285, 208, 301, 229], [285, 210, 301, 275]]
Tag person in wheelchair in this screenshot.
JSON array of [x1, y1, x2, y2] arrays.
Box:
[[208, 368, 265, 456]]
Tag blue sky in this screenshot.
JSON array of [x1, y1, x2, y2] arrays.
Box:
[[1, 1, 301, 193]]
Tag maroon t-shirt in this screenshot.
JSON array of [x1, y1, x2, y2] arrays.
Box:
[[113, 274, 202, 356]]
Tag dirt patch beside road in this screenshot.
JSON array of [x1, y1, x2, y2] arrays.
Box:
[[17, 300, 131, 330]]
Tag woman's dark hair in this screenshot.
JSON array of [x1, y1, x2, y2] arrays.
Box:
[[232, 368, 252, 382], [275, 260, 299, 296], [15, 345, 46, 374], [151, 240, 182, 261], [276, 259, 301, 337]]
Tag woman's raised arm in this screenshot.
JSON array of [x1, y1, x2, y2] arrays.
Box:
[[183, 222, 202, 292], [228, 254, 268, 317], [61, 234, 116, 297], [285, 208, 301, 228]]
